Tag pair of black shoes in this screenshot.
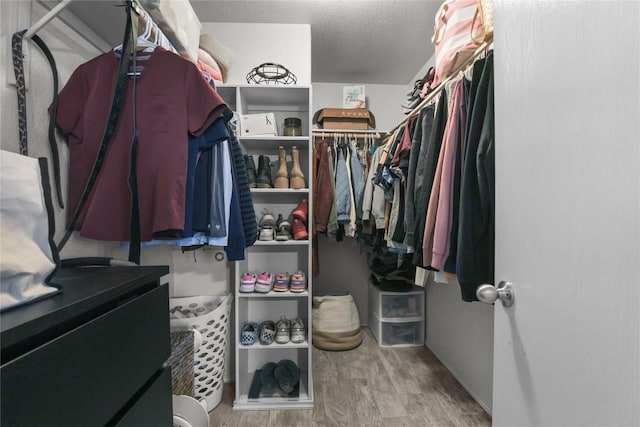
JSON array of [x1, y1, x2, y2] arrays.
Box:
[[244, 154, 272, 188]]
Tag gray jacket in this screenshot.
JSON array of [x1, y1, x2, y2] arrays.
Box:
[[362, 146, 387, 229], [335, 147, 351, 224], [349, 142, 365, 222]]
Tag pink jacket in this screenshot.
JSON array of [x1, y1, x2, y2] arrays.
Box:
[[431, 78, 467, 270]]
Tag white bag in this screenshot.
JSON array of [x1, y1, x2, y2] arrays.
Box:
[[1, 150, 60, 311]]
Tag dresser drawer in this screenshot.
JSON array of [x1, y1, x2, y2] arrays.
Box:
[[116, 368, 173, 427], [1, 284, 170, 427]]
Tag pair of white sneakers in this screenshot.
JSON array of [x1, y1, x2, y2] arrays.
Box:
[[276, 316, 305, 344]]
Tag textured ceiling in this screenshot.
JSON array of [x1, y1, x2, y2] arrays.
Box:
[[63, 0, 441, 84]]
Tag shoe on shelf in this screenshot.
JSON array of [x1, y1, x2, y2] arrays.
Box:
[[289, 146, 306, 189], [275, 316, 290, 344], [274, 359, 300, 394], [260, 362, 278, 397], [291, 199, 308, 223], [292, 217, 308, 240], [258, 211, 277, 241], [240, 322, 259, 346], [274, 145, 289, 189], [244, 155, 257, 188], [289, 271, 307, 293], [258, 320, 276, 345], [290, 318, 306, 343], [256, 154, 274, 188], [240, 272, 257, 293], [258, 211, 277, 228], [275, 214, 291, 241], [273, 272, 291, 292], [259, 227, 274, 241], [255, 272, 275, 293]]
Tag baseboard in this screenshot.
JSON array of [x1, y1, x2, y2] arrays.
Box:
[[426, 343, 493, 416]]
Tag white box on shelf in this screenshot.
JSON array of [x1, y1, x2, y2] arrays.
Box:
[[343, 85, 365, 108], [240, 112, 278, 136]]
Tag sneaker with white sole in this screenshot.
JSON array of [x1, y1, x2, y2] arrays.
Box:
[[275, 316, 290, 344], [289, 271, 306, 293], [273, 273, 290, 292], [255, 272, 275, 293], [240, 272, 257, 293], [290, 318, 305, 343]]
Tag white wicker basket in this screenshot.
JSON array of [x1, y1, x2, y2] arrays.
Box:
[[169, 294, 232, 410]]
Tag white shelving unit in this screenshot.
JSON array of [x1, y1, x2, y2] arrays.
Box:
[[218, 84, 314, 410]]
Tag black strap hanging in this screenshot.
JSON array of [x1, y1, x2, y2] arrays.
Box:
[[57, 1, 135, 258], [12, 30, 64, 209]]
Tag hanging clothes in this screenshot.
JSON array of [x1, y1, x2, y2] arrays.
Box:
[[456, 52, 495, 302], [403, 106, 432, 252], [412, 92, 448, 267], [344, 144, 357, 237], [362, 146, 387, 230], [313, 139, 334, 234], [326, 143, 339, 241], [335, 146, 352, 225], [444, 75, 473, 274], [227, 134, 258, 249], [349, 140, 366, 223], [55, 48, 227, 241], [431, 77, 468, 271]]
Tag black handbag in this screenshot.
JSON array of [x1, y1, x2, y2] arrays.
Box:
[[401, 66, 436, 114]]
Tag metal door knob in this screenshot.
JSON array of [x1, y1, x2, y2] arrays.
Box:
[[476, 281, 514, 307]]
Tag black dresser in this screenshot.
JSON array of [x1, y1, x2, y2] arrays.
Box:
[[1, 266, 173, 427]]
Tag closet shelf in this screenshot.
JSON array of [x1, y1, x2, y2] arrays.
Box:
[[234, 373, 312, 410], [238, 340, 309, 350], [252, 240, 309, 246], [250, 188, 309, 194], [240, 136, 309, 142], [237, 290, 309, 298]]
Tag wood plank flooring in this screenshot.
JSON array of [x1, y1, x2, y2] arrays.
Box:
[[209, 328, 491, 427]]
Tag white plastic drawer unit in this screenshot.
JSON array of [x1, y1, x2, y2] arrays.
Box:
[[369, 312, 425, 348], [368, 282, 425, 347], [369, 283, 425, 320]]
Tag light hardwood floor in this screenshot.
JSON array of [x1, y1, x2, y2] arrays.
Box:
[[209, 328, 491, 427]]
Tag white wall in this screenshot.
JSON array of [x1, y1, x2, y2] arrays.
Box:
[[200, 22, 311, 86], [426, 278, 494, 413], [312, 82, 406, 131]]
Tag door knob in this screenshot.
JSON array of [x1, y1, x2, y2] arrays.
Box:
[[476, 281, 514, 307]]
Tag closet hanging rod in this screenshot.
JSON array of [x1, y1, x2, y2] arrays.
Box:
[[385, 38, 494, 138], [24, 0, 75, 39], [313, 132, 383, 139], [312, 129, 382, 134]]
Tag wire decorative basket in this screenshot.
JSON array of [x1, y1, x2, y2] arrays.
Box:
[[169, 294, 232, 410], [246, 62, 297, 85]]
